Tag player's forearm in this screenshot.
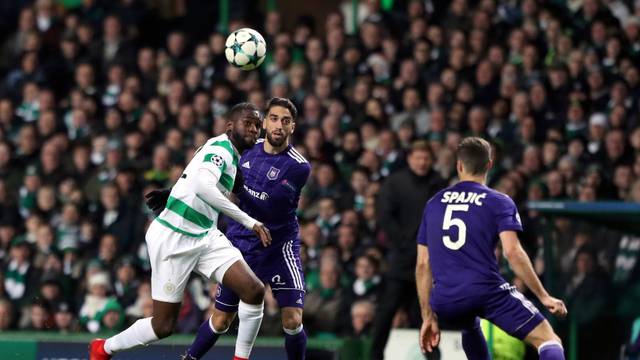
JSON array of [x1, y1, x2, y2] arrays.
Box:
[[506, 247, 549, 300], [195, 169, 257, 229], [416, 267, 433, 318], [416, 246, 434, 319]]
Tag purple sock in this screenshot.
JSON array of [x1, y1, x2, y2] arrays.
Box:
[[185, 317, 223, 359], [284, 325, 307, 360], [539, 341, 565, 360], [462, 319, 490, 360]]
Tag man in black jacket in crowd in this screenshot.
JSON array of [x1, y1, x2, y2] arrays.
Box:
[[371, 140, 447, 359]]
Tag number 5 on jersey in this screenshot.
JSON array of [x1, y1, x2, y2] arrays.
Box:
[[442, 204, 469, 250]]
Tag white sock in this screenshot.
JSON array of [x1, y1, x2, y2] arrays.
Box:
[[104, 317, 159, 354], [538, 340, 563, 353], [235, 301, 264, 359], [283, 324, 303, 335]]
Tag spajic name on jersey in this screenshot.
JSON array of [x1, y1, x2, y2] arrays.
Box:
[[441, 191, 487, 206]]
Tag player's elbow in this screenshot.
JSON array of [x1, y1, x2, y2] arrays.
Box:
[[503, 246, 526, 263], [415, 261, 430, 279]]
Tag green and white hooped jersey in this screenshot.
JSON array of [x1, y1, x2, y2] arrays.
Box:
[[156, 133, 239, 238]]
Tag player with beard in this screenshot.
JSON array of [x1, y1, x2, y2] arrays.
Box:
[[184, 97, 310, 360], [90, 103, 271, 360], [147, 98, 310, 359]]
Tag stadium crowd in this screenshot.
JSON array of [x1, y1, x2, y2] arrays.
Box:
[[0, 0, 639, 359]]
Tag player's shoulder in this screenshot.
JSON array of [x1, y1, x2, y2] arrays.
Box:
[[208, 134, 238, 159], [243, 141, 262, 156], [485, 187, 517, 208], [285, 146, 309, 166], [425, 184, 455, 208]]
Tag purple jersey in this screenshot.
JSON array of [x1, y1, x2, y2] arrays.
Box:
[[417, 181, 523, 304], [225, 140, 311, 253]]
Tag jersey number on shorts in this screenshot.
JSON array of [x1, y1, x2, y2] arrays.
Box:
[[442, 204, 469, 250]]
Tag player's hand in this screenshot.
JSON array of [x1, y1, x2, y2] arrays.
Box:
[[419, 312, 440, 353], [252, 222, 272, 247], [542, 295, 568, 318], [145, 188, 171, 215]]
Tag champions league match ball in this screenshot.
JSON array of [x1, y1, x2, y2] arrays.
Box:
[[225, 28, 267, 70]]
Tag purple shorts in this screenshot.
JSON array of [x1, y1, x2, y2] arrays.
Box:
[[431, 283, 545, 340], [215, 239, 305, 312]]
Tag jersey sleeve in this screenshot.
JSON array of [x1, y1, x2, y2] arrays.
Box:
[[199, 144, 235, 185], [494, 194, 523, 233], [285, 162, 311, 194], [271, 162, 311, 207], [416, 203, 429, 246]]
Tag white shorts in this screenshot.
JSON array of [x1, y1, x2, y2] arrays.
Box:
[[146, 220, 243, 303]]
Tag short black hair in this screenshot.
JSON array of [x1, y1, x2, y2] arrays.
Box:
[[266, 97, 297, 120], [457, 137, 492, 175], [225, 102, 259, 122]]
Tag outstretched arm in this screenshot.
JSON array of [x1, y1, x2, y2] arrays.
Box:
[[416, 244, 440, 353], [500, 231, 567, 317], [195, 167, 271, 246]]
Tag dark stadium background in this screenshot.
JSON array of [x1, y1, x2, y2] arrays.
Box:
[[1, 0, 640, 359]]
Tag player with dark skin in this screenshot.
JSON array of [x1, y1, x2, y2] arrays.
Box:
[[149, 108, 271, 340], [147, 98, 310, 360], [90, 106, 272, 360]]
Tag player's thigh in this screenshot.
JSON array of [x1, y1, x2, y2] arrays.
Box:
[[523, 319, 562, 349], [482, 284, 545, 341], [221, 259, 264, 304], [430, 299, 477, 331], [267, 239, 306, 293], [146, 221, 200, 303], [265, 240, 306, 308], [196, 230, 247, 284]]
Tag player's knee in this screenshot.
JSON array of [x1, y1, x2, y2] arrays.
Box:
[[211, 314, 233, 333], [151, 317, 176, 339], [549, 333, 562, 345], [282, 313, 302, 331], [242, 281, 265, 305]]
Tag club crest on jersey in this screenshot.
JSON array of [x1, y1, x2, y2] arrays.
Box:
[[267, 166, 280, 180]]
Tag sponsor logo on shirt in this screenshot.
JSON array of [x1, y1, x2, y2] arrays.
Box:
[[244, 184, 269, 200]]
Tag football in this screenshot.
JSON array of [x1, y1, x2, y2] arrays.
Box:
[[224, 28, 267, 71]]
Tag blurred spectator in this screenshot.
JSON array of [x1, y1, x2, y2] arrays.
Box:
[[79, 271, 114, 333], [4, 238, 39, 305], [304, 258, 344, 335], [349, 255, 380, 303], [349, 300, 375, 338], [371, 140, 445, 359], [565, 246, 614, 360], [0, 298, 15, 330], [53, 301, 78, 333], [0, 1, 634, 356]]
